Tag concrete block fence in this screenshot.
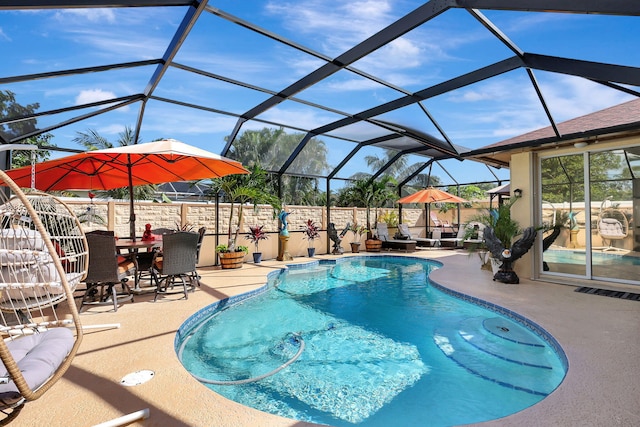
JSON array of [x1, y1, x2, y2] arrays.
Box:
[[64, 199, 482, 265]]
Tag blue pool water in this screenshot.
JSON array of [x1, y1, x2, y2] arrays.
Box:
[[178, 257, 566, 427], [545, 249, 640, 266]]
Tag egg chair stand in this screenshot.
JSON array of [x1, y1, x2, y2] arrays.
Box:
[[0, 170, 87, 423]]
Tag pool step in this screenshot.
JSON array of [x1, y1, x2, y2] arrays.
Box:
[[434, 317, 562, 396], [457, 317, 553, 369]]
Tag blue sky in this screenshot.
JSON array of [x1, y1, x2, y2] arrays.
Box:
[[1, 1, 638, 187]]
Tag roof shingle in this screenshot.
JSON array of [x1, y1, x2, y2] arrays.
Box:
[[483, 97, 640, 149]]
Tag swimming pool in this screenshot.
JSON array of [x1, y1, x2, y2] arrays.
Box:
[[545, 248, 640, 265], [177, 256, 566, 427]]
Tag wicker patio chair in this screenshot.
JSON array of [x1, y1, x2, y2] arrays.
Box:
[[151, 231, 199, 302], [81, 232, 135, 312], [134, 227, 174, 287], [0, 170, 86, 423]]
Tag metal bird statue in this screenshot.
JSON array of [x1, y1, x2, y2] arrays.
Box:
[[328, 222, 350, 254], [483, 226, 537, 284]]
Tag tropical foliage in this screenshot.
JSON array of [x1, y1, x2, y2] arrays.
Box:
[[207, 164, 281, 249], [361, 148, 445, 195], [337, 176, 397, 230], [466, 196, 523, 248], [541, 152, 628, 203], [245, 225, 269, 252], [435, 184, 488, 220], [72, 126, 158, 200], [378, 210, 400, 228], [302, 219, 320, 248], [225, 127, 330, 205], [348, 222, 368, 243], [0, 90, 55, 167], [216, 244, 248, 254]]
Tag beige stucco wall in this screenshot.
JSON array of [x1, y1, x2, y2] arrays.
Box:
[[510, 151, 536, 280]]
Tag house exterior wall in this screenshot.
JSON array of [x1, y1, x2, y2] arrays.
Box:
[[511, 151, 536, 280], [515, 133, 640, 286]]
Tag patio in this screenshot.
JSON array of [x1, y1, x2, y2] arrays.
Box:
[[12, 250, 640, 427]]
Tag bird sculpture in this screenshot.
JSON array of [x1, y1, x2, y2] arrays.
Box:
[[483, 226, 537, 284], [328, 222, 350, 254]]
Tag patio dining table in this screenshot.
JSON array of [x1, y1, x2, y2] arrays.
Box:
[[116, 238, 161, 292]]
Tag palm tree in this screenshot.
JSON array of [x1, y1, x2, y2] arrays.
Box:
[[72, 126, 157, 200], [226, 128, 330, 205], [208, 164, 281, 249], [339, 176, 397, 232], [364, 149, 407, 178]]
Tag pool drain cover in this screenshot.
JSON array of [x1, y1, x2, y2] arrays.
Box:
[[120, 370, 155, 386]]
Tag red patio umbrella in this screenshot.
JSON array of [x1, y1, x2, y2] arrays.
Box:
[[398, 187, 468, 233], [4, 139, 249, 239], [397, 187, 468, 204]]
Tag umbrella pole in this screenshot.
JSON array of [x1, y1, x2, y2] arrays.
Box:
[[127, 159, 136, 241], [426, 203, 429, 236]]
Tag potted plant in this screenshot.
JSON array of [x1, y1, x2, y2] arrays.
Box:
[[348, 222, 368, 253], [466, 196, 538, 284], [216, 244, 249, 269], [302, 219, 320, 257], [245, 225, 268, 263]]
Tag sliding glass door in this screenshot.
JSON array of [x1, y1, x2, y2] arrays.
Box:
[[540, 147, 639, 286], [541, 154, 587, 276]]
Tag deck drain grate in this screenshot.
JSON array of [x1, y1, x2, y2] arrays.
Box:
[[120, 370, 155, 386], [575, 287, 640, 301]]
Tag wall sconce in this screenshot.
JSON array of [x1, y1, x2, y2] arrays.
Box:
[[513, 188, 522, 198]]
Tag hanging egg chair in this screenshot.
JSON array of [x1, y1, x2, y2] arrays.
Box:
[[0, 169, 87, 423], [597, 202, 629, 251]]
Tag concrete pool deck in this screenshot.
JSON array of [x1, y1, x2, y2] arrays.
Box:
[[13, 250, 640, 426]]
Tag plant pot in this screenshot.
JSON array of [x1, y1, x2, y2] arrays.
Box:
[[218, 251, 245, 269], [351, 242, 361, 253], [365, 239, 382, 252], [307, 247, 316, 257], [253, 252, 262, 264]]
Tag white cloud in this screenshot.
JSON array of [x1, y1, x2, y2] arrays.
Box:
[[498, 12, 574, 35], [266, 0, 396, 54], [142, 107, 238, 135], [97, 123, 127, 136], [443, 72, 634, 146], [0, 27, 10, 41], [258, 105, 338, 131], [539, 76, 633, 121], [47, 8, 175, 61], [325, 77, 385, 92], [75, 89, 117, 105], [53, 8, 117, 24]]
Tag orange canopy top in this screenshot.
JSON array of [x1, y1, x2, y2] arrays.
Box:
[[397, 187, 468, 204], [4, 139, 249, 191]]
